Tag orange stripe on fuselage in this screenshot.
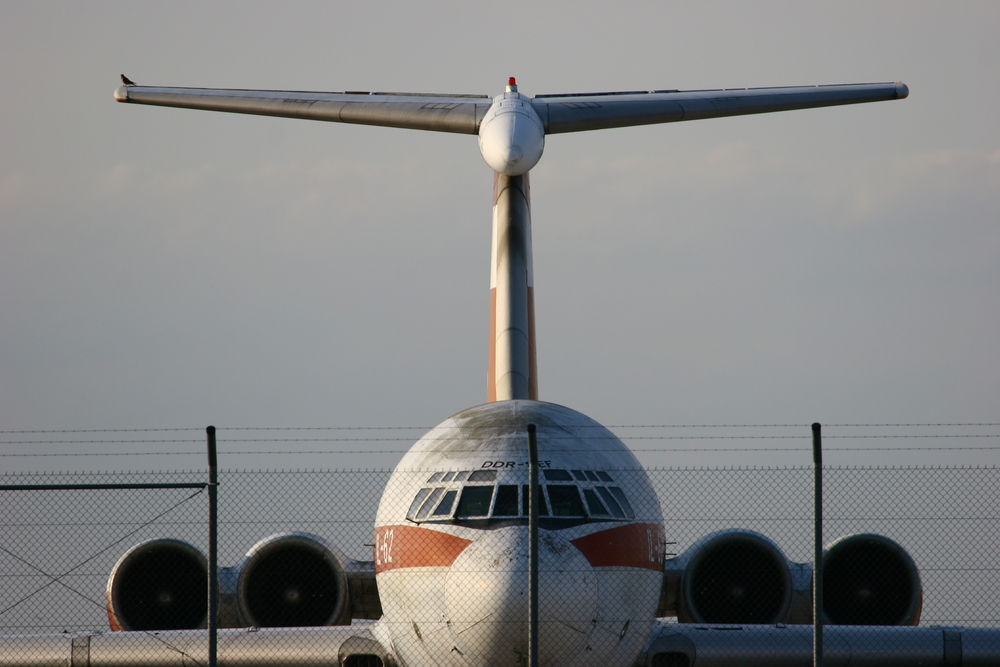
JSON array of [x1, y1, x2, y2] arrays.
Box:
[[375, 523, 664, 574], [374, 525, 473, 573], [570, 523, 666, 572]]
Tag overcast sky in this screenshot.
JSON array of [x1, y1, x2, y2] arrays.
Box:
[[2, 2, 998, 472]]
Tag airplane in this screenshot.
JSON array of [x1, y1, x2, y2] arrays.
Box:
[[3, 75, 998, 667]]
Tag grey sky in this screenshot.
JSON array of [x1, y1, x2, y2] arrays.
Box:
[[1, 2, 998, 471]]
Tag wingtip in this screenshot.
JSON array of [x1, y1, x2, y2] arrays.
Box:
[[895, 82, 909, 99]]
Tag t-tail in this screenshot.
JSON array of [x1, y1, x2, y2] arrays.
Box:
[[114, 75, 907, 405]]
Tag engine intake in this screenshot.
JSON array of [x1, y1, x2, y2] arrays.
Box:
[[661, 530, 923, 627], [108, 533, 360, 631], [237, 532, 351, 627], [822, 533, 922, 625], [674, 530, 794, 624], [106, 538, 207, 631]]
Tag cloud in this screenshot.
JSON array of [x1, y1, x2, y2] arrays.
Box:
[[93, 161, 135, 199], [821, 147, 1000, 222], [90, 161, 217, 201]]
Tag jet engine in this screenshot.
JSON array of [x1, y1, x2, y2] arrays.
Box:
[[660, 530, 922, 626], [106, 532, 359, 631], [106, 538, 208, 631], [663, 530, 806, 624], [821, 533, 922, 625], [236, 532, 351, 627]]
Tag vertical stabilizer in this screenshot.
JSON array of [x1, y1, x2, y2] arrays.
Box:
[[488, 173, 537, 401]]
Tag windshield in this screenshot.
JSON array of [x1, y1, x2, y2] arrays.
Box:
[[405, 469, 635, 523]]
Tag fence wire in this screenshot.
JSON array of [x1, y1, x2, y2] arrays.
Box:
[[1, 462, 997, 666]]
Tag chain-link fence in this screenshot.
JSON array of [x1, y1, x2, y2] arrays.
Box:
[[2, 463, 998, 666]]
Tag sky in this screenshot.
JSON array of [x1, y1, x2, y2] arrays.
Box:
[[1, 2, 998, 472]]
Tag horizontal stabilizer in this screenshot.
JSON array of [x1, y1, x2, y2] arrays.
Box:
[[532, 82, 909, 133], [114, 80, 906, 137], [114, 85, 490, 134]]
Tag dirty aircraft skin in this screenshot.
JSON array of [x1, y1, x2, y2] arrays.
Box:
[[4, 76, 998, 666]]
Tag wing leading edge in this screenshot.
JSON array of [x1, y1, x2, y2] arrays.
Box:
[[533, 82, 908, 134], [114, 84, 492, 134], [114, 79, 907, 135]]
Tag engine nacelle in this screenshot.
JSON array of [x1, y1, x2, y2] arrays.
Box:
[[660, 530, 923, 626], [236, 532, 351, 627], [106, 538, 208, 631], [822, 533, 922, 625], [108, 533, 360, 631], [664, 530, 806, 624]]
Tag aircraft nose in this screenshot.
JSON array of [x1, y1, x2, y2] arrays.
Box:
[[444, 526, 597, 667]]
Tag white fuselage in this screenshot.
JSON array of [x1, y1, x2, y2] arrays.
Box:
[[373, 400, 664, 667]]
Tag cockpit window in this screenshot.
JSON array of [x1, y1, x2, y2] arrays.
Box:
[[608, 486, 634, 518], [493, 485, 519, 516], [595, 486, 626, 518], [522, 485, 549, 516], [456, 485, 494, 517], [415, 488, 445, 520], [583, 488, 609, 516], [432, 489, 457, 516], [407, 470, 635, 523], [547, 485, 586, 517], [407, 488, 432, 517]]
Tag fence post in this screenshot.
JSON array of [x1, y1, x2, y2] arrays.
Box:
[[812, 422, 823, 667], [527, 423, 539, 667], [207, 426, 218, 667]]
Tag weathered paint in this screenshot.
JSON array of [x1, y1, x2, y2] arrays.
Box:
[[572, 523, 667, 572], [374, 400, 664, 667], [489, 174, 536, 402], [373, 525, 472, 573]]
